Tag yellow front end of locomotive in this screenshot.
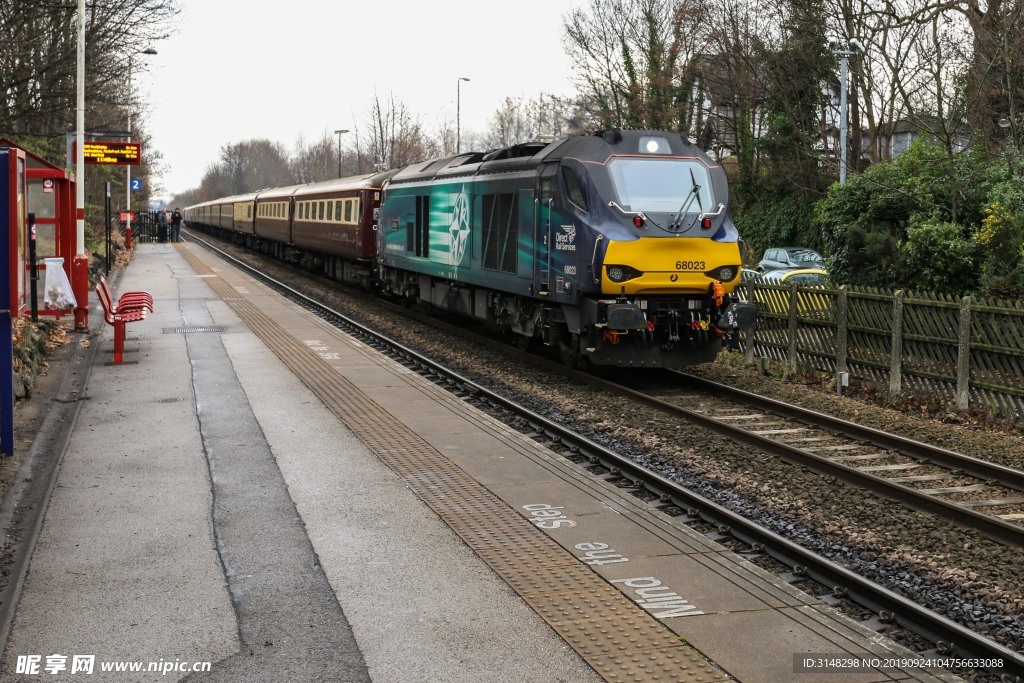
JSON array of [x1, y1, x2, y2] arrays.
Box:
[[601, 237, 742, 296]]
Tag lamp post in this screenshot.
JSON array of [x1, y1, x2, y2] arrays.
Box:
[[829, 38, 863, 184], [73, 0, 87, 329], [126, 48, 157, 218], [456, 77, 470, 154], [999, 116, 1019, 175], [334, 129, 349, 178]]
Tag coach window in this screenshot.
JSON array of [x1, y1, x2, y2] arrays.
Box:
[[318, 201, 324, 220], [335, 200, 342, 221], [327, 201, 334, 221]]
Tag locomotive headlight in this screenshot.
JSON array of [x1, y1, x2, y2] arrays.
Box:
[[606, 265, 643, 282], [705, 266, 739, 282], [639, 136, 671, 154]]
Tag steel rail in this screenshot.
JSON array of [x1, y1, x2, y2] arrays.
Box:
[[673, 370, 1024, 493], [567, 370, 1024, 548], [188, 231, 1024, 679]]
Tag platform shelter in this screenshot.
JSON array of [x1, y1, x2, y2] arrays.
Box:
[[0, 139, 79, 321]]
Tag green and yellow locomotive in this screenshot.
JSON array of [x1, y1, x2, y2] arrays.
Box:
[[376, 129, 755, 368]]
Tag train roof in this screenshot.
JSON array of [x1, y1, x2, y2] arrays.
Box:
[[387, 140, 566, 185], [290, 169, 398, 198], [385, 130, 717, 186], [231, 191, 259, 203], [254, 184, 306, 200]]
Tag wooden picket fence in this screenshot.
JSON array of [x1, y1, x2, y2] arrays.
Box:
[[735, 280, 1024, 418]]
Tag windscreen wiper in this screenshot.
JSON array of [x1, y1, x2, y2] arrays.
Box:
[[670, 169, 702, 230]]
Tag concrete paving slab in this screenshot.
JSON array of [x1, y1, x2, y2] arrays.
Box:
[[219, 331, 602, 683]]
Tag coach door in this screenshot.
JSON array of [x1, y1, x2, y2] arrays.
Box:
[[533, 163, 557, 297]]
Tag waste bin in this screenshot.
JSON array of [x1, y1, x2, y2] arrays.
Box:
[[43, 258, 77, 310]]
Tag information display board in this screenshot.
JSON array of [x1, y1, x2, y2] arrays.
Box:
[[72, 141, 142, 165]]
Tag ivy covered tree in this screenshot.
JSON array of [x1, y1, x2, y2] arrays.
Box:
[[562, 0, 710, 134], [757, 0, 832, 196]]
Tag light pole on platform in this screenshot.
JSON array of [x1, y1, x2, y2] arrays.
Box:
[[126, 48, 157, 216], [73, 0, 87, 329], [456, 77, 470, 154], [334, 129, 349, 178]]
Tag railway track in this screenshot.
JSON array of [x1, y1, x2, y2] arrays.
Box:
[[582, 370, 1024, 549], [187, 230, 1024, 680]]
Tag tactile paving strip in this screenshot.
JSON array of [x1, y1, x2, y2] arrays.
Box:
[[181, 249, 728, 682]]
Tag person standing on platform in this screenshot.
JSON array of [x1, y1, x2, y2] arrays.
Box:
[[171, 208, 182, 242], [157, 209, 169, 243]]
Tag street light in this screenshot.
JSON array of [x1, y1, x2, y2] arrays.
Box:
[[74, 0, 86, 329], [456, 77, 470, 154], [126, 48, 157, 218], [829, 38, 863, 184], [334, 129, 349, 178]]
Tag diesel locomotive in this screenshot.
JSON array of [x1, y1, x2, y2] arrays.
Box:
[[185, 129, 755, 368]]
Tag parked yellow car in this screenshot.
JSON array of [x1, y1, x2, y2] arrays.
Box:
[[756, 268, 831, 315], [758, 268, 828, 286]]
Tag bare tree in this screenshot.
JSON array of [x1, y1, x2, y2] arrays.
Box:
[[290, 134, 338, 184], [217, 139, 291, 194], [0, 0, 179, 141], [351, 93, 435, 172], [700, 0, 775, 196], [563, 0, 711, 133]]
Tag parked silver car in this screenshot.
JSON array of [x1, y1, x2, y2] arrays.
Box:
[[756, 247, 825, 272]]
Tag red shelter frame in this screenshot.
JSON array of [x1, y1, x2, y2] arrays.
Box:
[[0, 138, 77, 318]]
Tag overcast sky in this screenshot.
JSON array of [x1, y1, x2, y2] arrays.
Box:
[[139, 0, 583, 203]]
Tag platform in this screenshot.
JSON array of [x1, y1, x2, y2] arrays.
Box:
[[0, 242, 961, 682]]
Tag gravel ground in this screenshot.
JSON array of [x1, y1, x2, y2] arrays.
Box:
[[198, 232, 1024, 671]]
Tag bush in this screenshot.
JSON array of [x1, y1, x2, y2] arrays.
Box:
[[813, 139, 1009, 291], [976, 180, 1024, 297], [903, 217, 981, 294]]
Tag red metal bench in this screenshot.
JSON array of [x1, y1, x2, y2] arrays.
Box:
[[98, 276, 153, 313], [95, 278, 153, 364]]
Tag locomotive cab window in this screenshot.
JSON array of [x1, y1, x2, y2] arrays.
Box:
[[561, 166, 588, 211], [607, 157, 714, 214]]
